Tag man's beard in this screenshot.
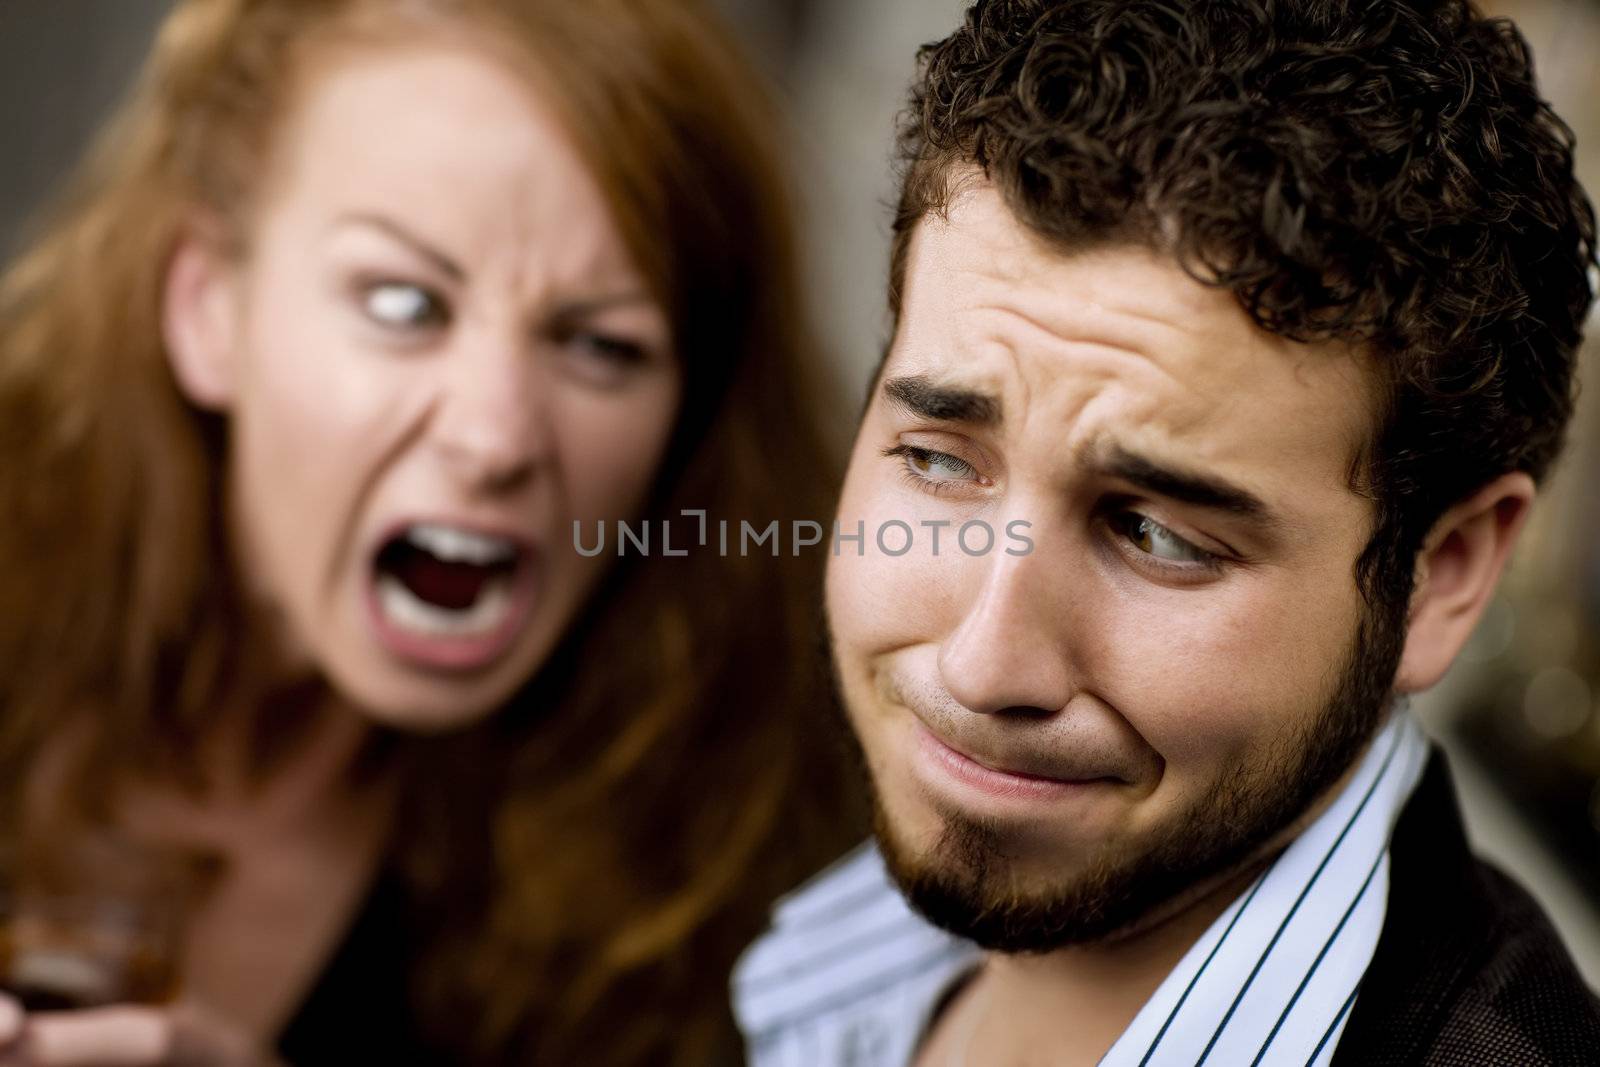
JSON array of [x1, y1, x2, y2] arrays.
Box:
[[857, 604, 1405, 954]]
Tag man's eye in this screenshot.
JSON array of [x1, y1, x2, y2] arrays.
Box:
[[886, 444, 979, 485], [1113, 511, 1216, 565], [362, 282, 449, 330]]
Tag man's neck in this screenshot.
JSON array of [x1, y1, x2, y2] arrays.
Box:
[[925, 860, 1264, 1067]]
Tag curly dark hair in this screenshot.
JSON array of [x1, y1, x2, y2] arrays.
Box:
[[889, 0, 1597, 617]]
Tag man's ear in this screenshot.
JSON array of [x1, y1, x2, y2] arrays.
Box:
[[162, 222, 242, 411], [1394, 471, 1536, 693]]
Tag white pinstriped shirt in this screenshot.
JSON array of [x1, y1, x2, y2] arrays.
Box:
[[733, 708, 1430, 1067]]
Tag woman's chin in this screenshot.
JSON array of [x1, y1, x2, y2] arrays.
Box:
[[296, 576, 562, 733], [318, 648, 541, 735]]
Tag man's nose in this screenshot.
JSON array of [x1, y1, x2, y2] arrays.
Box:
[[431, 336, 552, 494], [936, 545, 1080, 716]]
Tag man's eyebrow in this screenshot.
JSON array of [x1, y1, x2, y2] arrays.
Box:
[[882, 375, 1001, 425], [1089, 444, 1282, 526], [329, 212, 464, 283]]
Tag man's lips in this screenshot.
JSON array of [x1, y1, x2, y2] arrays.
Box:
[[910, 703, 1130, 782], [913, 720, 1123, 803]]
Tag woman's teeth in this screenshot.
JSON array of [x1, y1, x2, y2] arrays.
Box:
[[404, 523, 518, 566], [376, 573, 512, 637]]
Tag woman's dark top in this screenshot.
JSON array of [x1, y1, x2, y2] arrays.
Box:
[[275, 870, 449, 1066]]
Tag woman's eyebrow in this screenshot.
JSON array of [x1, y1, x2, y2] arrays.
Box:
[[327, 211, 464, 283], [550, 292, 656, 319]]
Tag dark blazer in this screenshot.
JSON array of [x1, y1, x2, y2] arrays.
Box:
[[1331, 747, 1600, 1065]]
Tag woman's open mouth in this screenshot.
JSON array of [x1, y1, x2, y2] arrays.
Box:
[[366, 521, 538, 672]]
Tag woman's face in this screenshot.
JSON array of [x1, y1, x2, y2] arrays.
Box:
[[165, 41, 681, 730]]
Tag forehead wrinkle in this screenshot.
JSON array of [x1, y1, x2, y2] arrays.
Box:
[[1041, 364, 1258, 487], [907, 297, 1218, 465], [483, 190, 539, 310], [957, 218, 1216, 329], [462, 167, 640, 325], [972, 299, 1202, 403], [935, 299, 1302, 494], [960, 270, 1219, 413], [919, 185, 1326, 464]]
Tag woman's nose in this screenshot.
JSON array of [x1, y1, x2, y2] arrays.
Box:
[[430, 340, 552, 494]]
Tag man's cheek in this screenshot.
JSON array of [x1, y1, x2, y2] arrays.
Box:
[[829, 544, 962, 661], [1083, 592, 1281, 762], [865, 720, 945, 846]]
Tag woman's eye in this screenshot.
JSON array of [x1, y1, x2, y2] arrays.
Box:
[[361, 282, 448, 330], [548, 317, 656, 382], [884, 444, 980, 486], [570, 333, 648, 366], [1113, 511, 1216, 565]]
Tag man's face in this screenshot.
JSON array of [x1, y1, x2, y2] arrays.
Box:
[[827, 181, 1394, 950]]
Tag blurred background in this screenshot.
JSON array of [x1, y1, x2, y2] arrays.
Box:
[[4, 0, 1597, 982]]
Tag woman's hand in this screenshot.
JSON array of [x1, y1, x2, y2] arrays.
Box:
[[0, 993, 282, 1067]]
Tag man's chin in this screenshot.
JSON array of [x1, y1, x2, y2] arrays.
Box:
[[872, 782, 1289, 954], [873, 803, 1145, 952]]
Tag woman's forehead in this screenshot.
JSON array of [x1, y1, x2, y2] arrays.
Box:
[[252, 42, 644, 292]]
